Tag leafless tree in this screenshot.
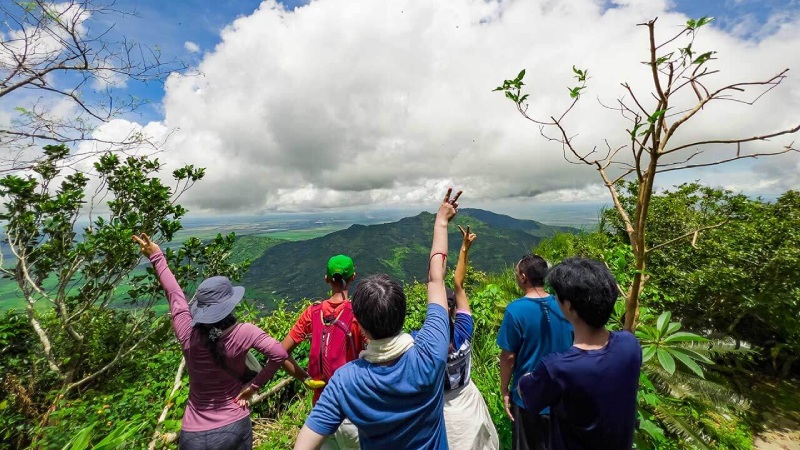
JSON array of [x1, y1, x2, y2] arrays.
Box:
[[0, 0, 183, 172], [496, 17, 799, 331]]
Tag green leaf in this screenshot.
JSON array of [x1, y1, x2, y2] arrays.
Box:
[[656, 348, 676, 374], [635, 324, 656, 341], [62, 423, 95, 450], [663, 331, 709, 344], [668, 348, 706, 378], [515, 69, 526, 82], [671, 347, 714, 365], [656, 311, 671, 338], [692, 51, 715, 65], [639, 418, 666, 441], [568, 86, 585, 99], [648, 109, 666, 125], [642, 345, 657, 362], [572, 65, 587, 81], [629, 123, 644, 139], [666, 322, 681, 335]]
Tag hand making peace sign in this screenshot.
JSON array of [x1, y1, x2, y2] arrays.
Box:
[[132, 233, 161, 257], [458, 225, 477, 251], [436, 187, 462, 225]]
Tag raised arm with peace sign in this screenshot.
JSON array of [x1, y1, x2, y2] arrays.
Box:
[[132, 233, 161, 257]]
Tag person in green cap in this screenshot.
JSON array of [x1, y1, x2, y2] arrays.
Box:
[[282, 254, 365, 450]]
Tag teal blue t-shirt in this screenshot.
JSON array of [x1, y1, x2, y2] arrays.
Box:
[[496, 295, 573, 409], [305, 304, 449, 449]]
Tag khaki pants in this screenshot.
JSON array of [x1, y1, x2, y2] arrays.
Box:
[[319, 419, 359, 450], [444, 381, 500, 450]]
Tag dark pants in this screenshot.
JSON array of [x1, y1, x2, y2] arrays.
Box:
[[179, 416, 253, 450], [512, 403, 550, 450]]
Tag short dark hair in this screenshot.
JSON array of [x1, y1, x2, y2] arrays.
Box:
[[352, 274, 406, 340], [517, 254, 548, 287], [546, 257, 620, 328]]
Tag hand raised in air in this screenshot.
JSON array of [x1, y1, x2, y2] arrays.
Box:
[[458, 225, 477, 251], [436, 188, 462, 225], [132, 233, 161, 257]]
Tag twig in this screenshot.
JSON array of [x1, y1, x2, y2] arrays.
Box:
[[647, 219, 729, 253]]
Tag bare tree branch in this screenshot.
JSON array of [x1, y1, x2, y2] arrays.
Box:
[[657, 143, 798, 173], [0, 0, 184, 169], [663, 123, 800, 155], [647, 219, 729, 253], [64, 316, 166, 392]]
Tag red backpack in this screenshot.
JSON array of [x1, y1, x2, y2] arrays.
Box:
[[307, 301, 357, 382]]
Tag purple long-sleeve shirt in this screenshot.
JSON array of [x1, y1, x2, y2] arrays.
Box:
[[150, 251, 288, 432]]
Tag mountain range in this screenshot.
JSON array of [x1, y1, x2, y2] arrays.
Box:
[[237, 208, 576, 308]]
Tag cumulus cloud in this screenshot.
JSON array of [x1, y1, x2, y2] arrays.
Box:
[[106, 0, 800, 212], [184, 41, 201, 53]]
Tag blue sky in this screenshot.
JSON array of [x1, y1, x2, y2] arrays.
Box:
[[96, 0, 309, 121]]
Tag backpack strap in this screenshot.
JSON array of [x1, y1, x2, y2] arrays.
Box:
[[334, 302, 356, 361], [307, 302, 325, 380]]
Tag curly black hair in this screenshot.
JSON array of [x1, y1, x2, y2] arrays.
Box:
[[546, 258, 620, 328]]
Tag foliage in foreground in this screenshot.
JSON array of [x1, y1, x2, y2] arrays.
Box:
[[0, 259, 767, 450], [3, 185, 797, 449], [0, 145, 247, 448]]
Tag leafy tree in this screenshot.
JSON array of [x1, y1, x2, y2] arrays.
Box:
[[0, 0, 182, 171], [605, 184, 800, 375], [0, 144, 249, 444], [495, 17, 799, 331]]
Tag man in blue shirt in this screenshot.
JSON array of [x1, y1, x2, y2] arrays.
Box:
[[294, 188, 461, 450], [518, 258, 642, 450], [497, 254, 573, 450]]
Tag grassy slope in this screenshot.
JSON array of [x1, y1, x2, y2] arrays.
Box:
[[230, 235, 285, 264]]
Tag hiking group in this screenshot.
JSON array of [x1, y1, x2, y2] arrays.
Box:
[[133, 188, 643, 450]]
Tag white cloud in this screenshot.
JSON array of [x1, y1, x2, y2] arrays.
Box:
[[184, 41, 201, 53], [111, 0, 800, 212]]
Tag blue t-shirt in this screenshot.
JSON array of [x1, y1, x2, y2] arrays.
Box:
[[496, 295, 573, 408], [412, 311, 474, 391], [518, 331, 643, 450], [306, 304, 450, 449]]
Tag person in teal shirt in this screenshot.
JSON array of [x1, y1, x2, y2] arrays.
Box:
[[497, 254, 573, 450]]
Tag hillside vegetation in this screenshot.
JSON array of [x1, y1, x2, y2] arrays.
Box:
[[2, 171, 799, 449], [241, 208, 576, 307]]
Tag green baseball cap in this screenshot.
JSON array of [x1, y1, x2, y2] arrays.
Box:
[[327, 254, 355, 279]]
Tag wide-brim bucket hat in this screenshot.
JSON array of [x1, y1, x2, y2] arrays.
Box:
[[190, 276, 246, 326]]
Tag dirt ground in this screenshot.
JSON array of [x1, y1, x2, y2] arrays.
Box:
[[754, 414, 800, 450]]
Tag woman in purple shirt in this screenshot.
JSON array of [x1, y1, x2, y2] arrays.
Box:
[[134, 233, 289, 450]]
